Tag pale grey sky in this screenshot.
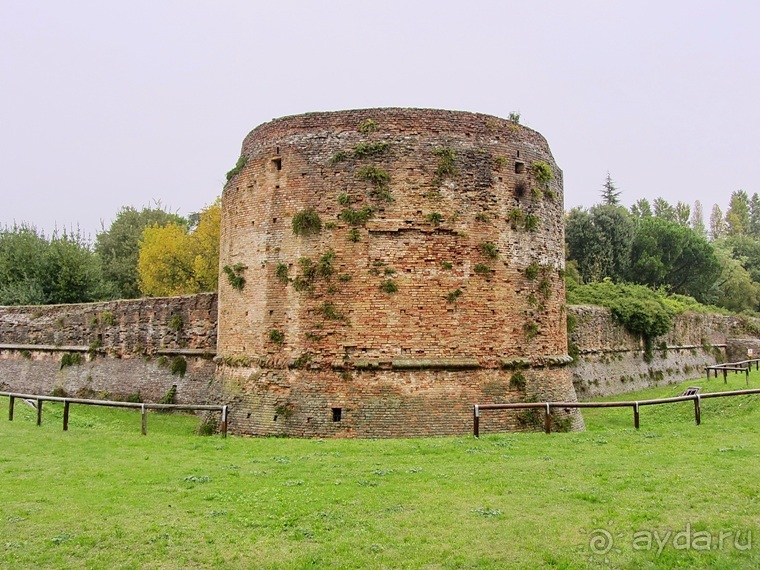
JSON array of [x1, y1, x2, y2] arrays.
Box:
[[1, 0, 758, 238]]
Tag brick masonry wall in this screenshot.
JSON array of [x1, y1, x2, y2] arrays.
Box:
[[218, 364, 582, 438], [217, 108, 580, 435], [568, 305, 742, 399], [220, 108, 567, 365], [0, 294, 218, 404], [0, 293, 217, 353], [0, 292, 756, 434]]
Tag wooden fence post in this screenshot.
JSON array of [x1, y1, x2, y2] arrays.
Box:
[[63, 401, 70, 431], [544, 403, 552, 435], [36, 399, 42, 426], [9, 396, 14, 421], [221, 405, 228, 439], [694, 395, 701, 425], [141, 404, 147, 436], [633, 402, 640, 430], [473, 405, 479, 438]]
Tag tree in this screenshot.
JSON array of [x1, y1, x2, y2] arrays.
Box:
[[652, 198, 676, 222], [691, 200, 706, 238], [674, 201, 691, 227], [710, 204, 725, 240], [600, 172, 621, 206], [710, 243, 760, 312], [723, 234, 760, 283], [565, 205, 634, 283], [95, 205, 186, 299], [725, 190, 750, 236], [44, 229, 106, 304], [0, 224, 49, 305], [137, 200, 220, 296], [0, 225, 105, 305], [749, 193, 760, 236], [627, 217, 720, 302], [630, 198, 652, 219]]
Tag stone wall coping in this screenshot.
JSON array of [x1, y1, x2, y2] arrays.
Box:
[[0, 344, 90, 352], [0, 344, 216, 357], [578, 344, 727, 355]]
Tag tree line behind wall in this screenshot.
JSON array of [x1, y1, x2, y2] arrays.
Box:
[[0, 200, 220, 305], [566, 177, 760, 314]]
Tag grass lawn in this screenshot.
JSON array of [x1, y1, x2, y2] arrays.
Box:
[[1, 372, 759, 569]]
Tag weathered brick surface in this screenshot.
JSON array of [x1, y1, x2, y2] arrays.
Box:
[[0, 294, 218, 404], [0, 349, 218, 404], [568, 305, 739, 399], [1, 291, 756, 434], [0, 294, 217, 353], [217, 108, 580, 436]]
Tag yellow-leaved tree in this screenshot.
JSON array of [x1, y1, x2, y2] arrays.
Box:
[[137, 200, 220, 296]]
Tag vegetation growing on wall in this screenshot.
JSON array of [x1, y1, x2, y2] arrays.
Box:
[[353, 141, 390, 158], [223, 263, 246, 291], [530, 161, 553, 187], [479, 242, 499, 259], [341, 207, 374, 226], [170, 357, 187, 378], [292, 208, 322, 236], [60, 352, 83, 369], [359, 119, 378, 134], [269, 329, 284, 345], [426, 212, 443, 226], [225, 155, 247, 182], [275, 263, 289, 284], [433, 147, 458, 180]]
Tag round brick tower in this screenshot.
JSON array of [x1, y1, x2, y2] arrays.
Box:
[[217, 108, 582, 437]]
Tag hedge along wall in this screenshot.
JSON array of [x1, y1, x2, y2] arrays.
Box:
[[567, 305, 749, 399], [0, 294, 219, 404]]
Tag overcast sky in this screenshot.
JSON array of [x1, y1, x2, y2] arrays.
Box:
[[1, 0, 758, 238]]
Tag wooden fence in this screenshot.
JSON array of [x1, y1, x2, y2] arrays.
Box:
[[705, 358, 760, 383], [0, 391, 228, 437], [473, 388, 760, 437]]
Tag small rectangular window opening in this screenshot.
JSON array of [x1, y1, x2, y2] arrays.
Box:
[[515, 161, 525, 174], [273, 158, 282, 171], [332, 407, 342, 422]]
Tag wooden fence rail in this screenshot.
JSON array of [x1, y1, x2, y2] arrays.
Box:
[[0, 391, 228, 437], [473, 388, 760, 437], [705, 358, 760, 383]]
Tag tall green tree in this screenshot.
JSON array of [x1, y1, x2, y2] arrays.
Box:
[[710, 243, 760, 312], [710, 204, 725, 240], [565, 205, 634, 283], [652, 198, 676, 222], [630, 198, 652, 219], [691, 200, 707, 238], [95, 205, 186, 299], [674, 201, 691, 227], [749, 193, 760, 236], [725, 190, 750, 236], [600, 172, 621, 206], [722, 234, 760, 283], [627, 217, 720, 302], [0, 225, 105, 305], [0, 224, 48, 305]]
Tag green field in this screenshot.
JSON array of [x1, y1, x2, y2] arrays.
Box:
[[1, 372, 759, 569]]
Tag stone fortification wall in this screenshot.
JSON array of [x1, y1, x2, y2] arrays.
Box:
[[217, 108, 580, 436], [0, 291, 755, 434], [0, 294, 218, 404], [568, 305, 737, 399]]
